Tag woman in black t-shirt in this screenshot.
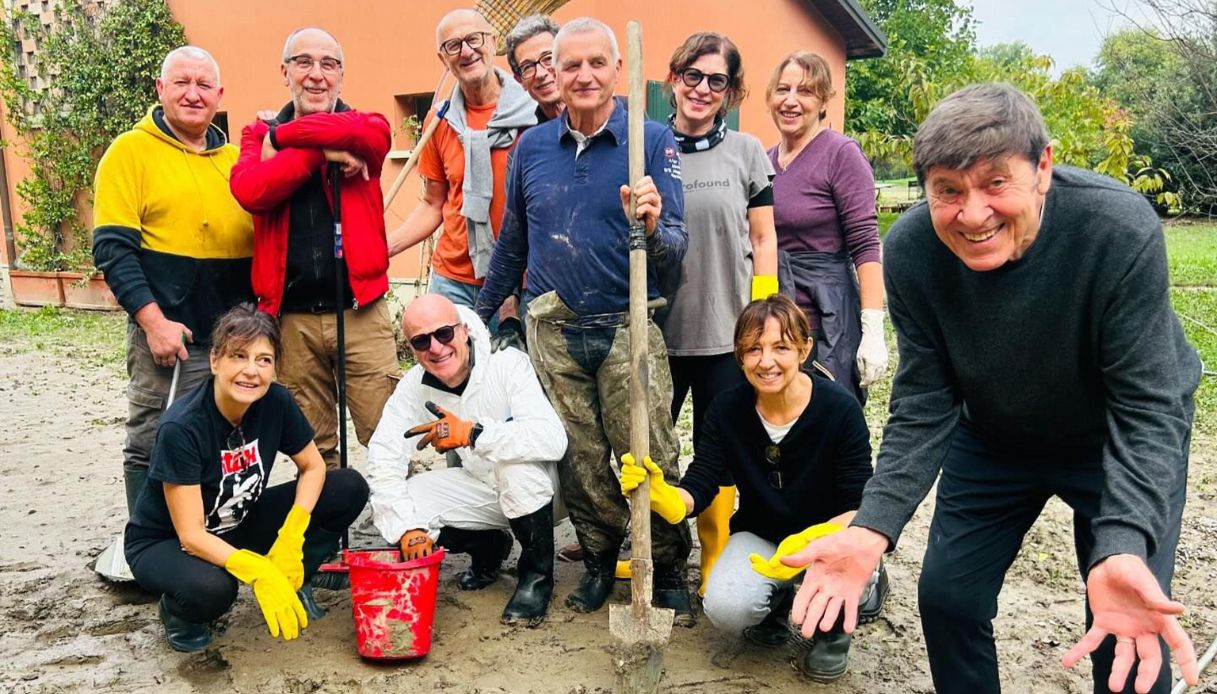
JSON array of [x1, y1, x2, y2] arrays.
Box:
[[124, 304, 368, 652], [618, 295, 883, 683]]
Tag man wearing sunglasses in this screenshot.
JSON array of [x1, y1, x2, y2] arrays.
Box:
[[505, 15, 563, 125], [366, 293, 566, 627], [387, 9, 537, 354], [230, 27, 399, 474]]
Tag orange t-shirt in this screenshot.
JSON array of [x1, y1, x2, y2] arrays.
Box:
[[417, 101, 513, 286]]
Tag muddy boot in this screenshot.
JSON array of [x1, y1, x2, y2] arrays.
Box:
[[438, 527, 512, 590], [501, 504, 555, 627], [857, 560, 890, 624], [159, 596, 211, 653], [565, 550, 618, 613], [794, 618, 852, 683], [297, 584, 327, 620], [653, 563, 696, 627], [123, 466, 149, 515], [305, 532, 347, 591], [743, 586, 794, 647]]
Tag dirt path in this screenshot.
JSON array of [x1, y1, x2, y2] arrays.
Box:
[[1, 343, 1213, 693]]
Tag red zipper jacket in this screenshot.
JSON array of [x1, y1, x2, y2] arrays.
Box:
[[230, 104, 392, 316]]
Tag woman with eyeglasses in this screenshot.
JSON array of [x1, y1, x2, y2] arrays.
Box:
[[620, 294, 876, 682], [766, 51, 887, 405], [123, 303, 369, 652], [657, 31, 779, 599]]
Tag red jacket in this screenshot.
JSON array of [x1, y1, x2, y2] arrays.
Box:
[[230, 108, 392, 316]]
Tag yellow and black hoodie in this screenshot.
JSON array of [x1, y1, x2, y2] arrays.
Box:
[[92, 105, 254, 346]]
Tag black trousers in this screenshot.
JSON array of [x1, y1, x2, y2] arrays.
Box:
[[919, 424, 1187, 694], [669, 352, 746, 448], [127, 468, 369, 623]]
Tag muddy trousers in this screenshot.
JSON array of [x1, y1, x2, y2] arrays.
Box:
[[919, 424, 1187, 694], [123, 321, 212, 474], [125, 469, 368, 624], [278, 298, 400, 469], [525, 293, 692, 567]]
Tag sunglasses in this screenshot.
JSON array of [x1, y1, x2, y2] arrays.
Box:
[[227, 426, 246, 453], [764, 444, 783, 490], [679, 68, 730, 93], [408, 323, 462, 352]]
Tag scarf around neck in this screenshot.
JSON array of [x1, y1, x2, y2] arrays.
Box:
[[670, 114, 727, 153]]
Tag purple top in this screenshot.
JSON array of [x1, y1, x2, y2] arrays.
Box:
[[769, 129, 880, 267]]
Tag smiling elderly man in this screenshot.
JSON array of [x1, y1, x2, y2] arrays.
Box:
[[784, 83, 1201, 694], [366, 294, 566, 627]]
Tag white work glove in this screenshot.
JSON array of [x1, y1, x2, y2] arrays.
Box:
[[856, 308, 889, 389]]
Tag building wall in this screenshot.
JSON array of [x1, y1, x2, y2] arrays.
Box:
[[0, 0, 850, 279]]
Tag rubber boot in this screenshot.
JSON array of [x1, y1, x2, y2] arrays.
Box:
[[159, 596, 211, 653], [123, 466, 149, 515], [654, 563, 696, 627], [743, 585, 795, 647], [501, 504, 555, 627], [696, 485, 735, 597], [565, 549, 618, 613], [297, 584, 327, 620], [857, 559, 890, 624], [305, 531, 347, 592], [794, 616, 852, 683], [437, 527, 512, 590]]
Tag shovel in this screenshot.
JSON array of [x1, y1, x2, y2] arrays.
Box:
[[608, 20, 674, 694], [95, 343, 184, 582]]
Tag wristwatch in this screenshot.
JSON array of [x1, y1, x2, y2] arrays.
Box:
[[469, 422, 484, 449]]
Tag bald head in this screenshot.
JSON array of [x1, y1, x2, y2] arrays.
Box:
[[403, 294, 460, 336], [283, 27, 344, 62], [435, 9, 494, 46]]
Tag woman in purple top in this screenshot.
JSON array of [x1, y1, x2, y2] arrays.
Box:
[[766, 51, 887, 403]]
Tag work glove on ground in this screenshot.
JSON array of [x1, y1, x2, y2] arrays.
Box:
[[619, 453, 687, 524], [751, 274, 779, 301], [405, 401, 475, 452], [750, 522, 845, 581], [490, 316, 526, 353], [267, 505, 310, 590], [224, 549, 308, 640], [400, 528, 435, 560], [856, 308, 889, 388]]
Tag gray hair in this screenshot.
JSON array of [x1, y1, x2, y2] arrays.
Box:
[[160, 46, 220, 84], [553, 17, 619, 64], [913, 83, 1050, 185], [281, 27, 344, 63], [505, 14, 560, 74]]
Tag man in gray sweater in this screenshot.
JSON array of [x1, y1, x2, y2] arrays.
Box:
[[782, 83, 1201, 694]]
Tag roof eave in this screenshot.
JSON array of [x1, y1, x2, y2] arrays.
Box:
[[810, 0, 888, 60]]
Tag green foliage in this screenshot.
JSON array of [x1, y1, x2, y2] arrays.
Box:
[[0, 0, 185, 271]]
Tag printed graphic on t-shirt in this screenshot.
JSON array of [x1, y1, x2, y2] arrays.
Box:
[[207, 438, 264, 532]]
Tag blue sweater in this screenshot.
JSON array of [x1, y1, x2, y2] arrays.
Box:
[[475, 102, 686, 320]]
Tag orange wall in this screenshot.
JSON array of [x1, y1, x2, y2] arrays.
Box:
[[1, 0, 849, 273]]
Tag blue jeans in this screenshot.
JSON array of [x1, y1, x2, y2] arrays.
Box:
[[430, 272, 526, 332]]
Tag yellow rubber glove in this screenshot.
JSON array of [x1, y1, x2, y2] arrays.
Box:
[[225, 549, 308, 640], [267, 505, 310, 590], [750, 274, 779, 301], [619, 453, 687, 524], [749, 522, 845, 581]]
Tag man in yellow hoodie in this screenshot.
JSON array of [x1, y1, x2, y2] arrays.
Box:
[[92, 46, 254, 521]]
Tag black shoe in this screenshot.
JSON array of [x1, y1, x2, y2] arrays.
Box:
[[502, 504, 555, 627], [438, 527, 512, 590], [794, 626, 852, 683], [744, 587, 794, 647], [305, 534, 347, 591], [654, 564, 696, 627], [565, 550, 618, 613], [297, 584, 327, 620], [858, 560, 889, 624], [159, 596, 211, 653]]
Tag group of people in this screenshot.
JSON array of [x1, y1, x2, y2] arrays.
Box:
[[88, 8, 1202, 694]]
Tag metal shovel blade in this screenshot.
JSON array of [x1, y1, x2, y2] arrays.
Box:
[[95, 533, 134, 582]]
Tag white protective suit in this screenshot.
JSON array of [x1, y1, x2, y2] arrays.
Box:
[[367, 305, 567, 544]]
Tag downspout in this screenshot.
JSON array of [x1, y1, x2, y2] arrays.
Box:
[[0, 146, 15, 267]]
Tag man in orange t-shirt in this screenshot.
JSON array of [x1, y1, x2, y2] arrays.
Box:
[[388, 9, 537, 344]]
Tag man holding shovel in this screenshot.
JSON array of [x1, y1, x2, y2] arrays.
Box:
[[230, 27, 399, 474], [475, 17, 694, 624]]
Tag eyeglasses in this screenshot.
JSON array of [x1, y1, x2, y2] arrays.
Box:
[[227, 426, 246, 453], [284, 54, 343, 74], [408, 323, 462, 352], [763, 444, 783, 490], [518, 51, 553, 80], [679, 68, 730, 93], [440, 31, 492, 57]]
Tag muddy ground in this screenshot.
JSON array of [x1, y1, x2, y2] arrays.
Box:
[[1, 329, 1214, 693]]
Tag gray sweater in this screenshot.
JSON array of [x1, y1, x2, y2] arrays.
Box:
[[853, 165, 1200, 567]]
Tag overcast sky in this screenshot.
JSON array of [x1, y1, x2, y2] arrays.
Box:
[[966, 0, 1133, 72]]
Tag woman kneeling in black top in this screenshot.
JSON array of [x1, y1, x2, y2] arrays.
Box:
[[619, 294, 884, 682], [125, 304, 369, 652]]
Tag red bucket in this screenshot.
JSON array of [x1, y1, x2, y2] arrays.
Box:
[[344, 548, 446, 660]]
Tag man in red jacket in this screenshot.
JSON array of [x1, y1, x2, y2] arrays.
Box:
[[230, 27, 399, 470]]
